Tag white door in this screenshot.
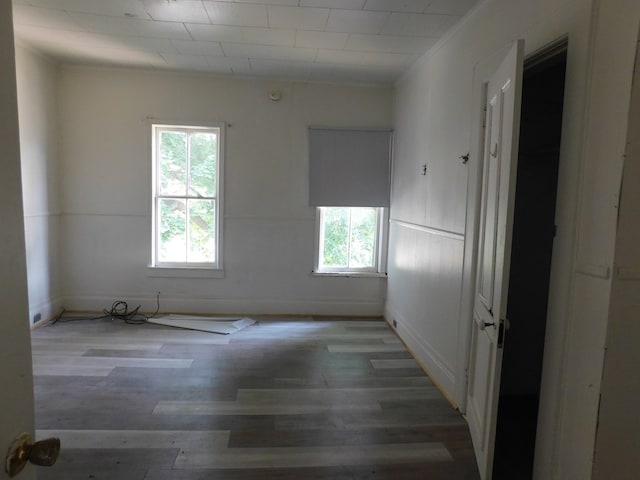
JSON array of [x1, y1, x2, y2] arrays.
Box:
[[466, 40, 524, 480], [0, 3, 37, 479]]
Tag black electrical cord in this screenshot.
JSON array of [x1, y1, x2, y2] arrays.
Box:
[[50, 292, 160, 325]]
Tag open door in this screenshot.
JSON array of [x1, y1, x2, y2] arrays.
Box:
[[0, 3, 37, 479], [466, 40, 524, 480]]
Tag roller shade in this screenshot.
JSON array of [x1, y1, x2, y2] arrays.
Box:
[[308, 127, 392, 207]]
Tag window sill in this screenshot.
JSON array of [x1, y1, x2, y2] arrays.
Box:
[[147, 266, 225, 279], [312, 271, 387, 279]]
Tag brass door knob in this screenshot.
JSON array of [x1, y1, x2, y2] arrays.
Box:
[[5, 433, 60, 478]]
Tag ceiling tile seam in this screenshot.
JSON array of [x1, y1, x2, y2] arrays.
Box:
[[265, 2, 271, 28], [423, 0, 436, 15], [321, 7, 331, 32], [376, 12, 392, 35], [184, 22, 195, 41], [203, 1, 214, 24]]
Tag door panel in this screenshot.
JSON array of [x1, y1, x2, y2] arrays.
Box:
[[477, 94, 500, 313], [466, 40, 524, 480], [0, 3, 36, 479]]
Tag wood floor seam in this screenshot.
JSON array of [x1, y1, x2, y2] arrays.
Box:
[[31, 317, 479, 479]]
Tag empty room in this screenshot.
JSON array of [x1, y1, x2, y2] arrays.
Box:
[[2, 0, 640, 479]]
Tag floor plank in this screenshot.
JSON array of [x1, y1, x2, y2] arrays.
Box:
[[32, 317, 479, 479]]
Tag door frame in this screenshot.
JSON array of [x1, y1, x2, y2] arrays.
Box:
[[0, 2, 37, 479], [458, 36, 571, 474]]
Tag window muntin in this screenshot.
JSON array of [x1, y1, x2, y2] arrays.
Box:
[[152, 124, 221, 268], [316, 207, 384, 273]]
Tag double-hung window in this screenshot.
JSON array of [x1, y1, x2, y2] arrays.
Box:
[[316, 206, 386, 273], [151, 123, 223, 269], [309, 127, 392, 275]]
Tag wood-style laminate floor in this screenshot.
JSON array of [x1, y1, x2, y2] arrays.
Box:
[[31, 316, 480, 479]]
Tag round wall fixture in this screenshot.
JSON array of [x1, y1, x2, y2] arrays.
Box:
[[269, 90, 282, 101]]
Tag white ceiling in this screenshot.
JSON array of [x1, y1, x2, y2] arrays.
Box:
[[12, 0, 480, 85]]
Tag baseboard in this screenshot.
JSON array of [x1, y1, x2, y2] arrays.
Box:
[[29, 295, 64, 329], [384, 303, 458, 405], [60, 293, 385, 317]]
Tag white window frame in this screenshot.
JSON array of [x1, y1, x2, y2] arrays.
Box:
[[313, 207, 388, 277], [149, 122, 224, 273]]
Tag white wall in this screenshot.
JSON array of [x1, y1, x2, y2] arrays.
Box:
[[387, 0, 640, 478], [593, 36, 640, 480], [57, 67, 391, 315], [15, 45, 62, 324], [388, 0, 592, 407]]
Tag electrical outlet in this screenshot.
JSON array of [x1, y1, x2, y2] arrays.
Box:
[[33, 312, 42, 324]]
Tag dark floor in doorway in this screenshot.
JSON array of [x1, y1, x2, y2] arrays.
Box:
[[493, 394, 539, 479]]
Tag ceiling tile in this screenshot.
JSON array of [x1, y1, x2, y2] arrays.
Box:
[[171, 39, 225, 56], [102, 34, 180, 53], [211, 57, 253, 75], [222, 43, 317, 62], [11, 0, 480, 84], [15, 27, 102, 48], [233, 0, 299, 5], [345, 33, 436, 53], [425, 0, 479, 16], [325, 9, 390, 34], [13, 4, 85, 31], [295, 30, 348, 49], [267, 6, 330, 31], [15, 26, 165, 66], [313, 64, 398, 84], [299, 0, 366, 9], [142, 0, 209, 24], [221, 57, 253, 75], [186, 24, 295, 47], [363, 0, 431, 13], [380, 12, 460, 37], [203, 2, 268, 27], [159, 54, 252, 75], [160, 53, 221, 71], [248, 58, 315, 80], [316, 49, 416, 68], [69, 13, 192, 39], [25, 0, 151, 18]]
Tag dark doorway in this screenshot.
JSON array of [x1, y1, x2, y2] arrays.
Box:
[[492, 43, 567, 479]]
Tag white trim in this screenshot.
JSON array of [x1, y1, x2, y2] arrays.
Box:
[[149, 120, 225, 270], [28, 295, 64, 325], [576, 263, 611, 279], [146, 267, 225, 279], [390, 219, 465, 242], [60, 294, 385, 317], [385, 302, 457, 397], [616, 267, 640, 281], [311, 271, 387, 278], [314, 206, 388, 275]]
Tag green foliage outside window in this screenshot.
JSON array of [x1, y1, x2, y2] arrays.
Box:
[[321, 207, 377, 269], [156, 127, 218, 264]]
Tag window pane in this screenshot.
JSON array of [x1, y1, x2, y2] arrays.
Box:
[[321, 207, 349, 268], [159, 131, 187, 195], [187, 199, 216, 262], [158, 198, 186, 263], [189, 132, 217, 197], [349, 208, 376, 268]]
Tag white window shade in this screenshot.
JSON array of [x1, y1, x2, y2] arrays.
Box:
[[309, 127, 393, 207]]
